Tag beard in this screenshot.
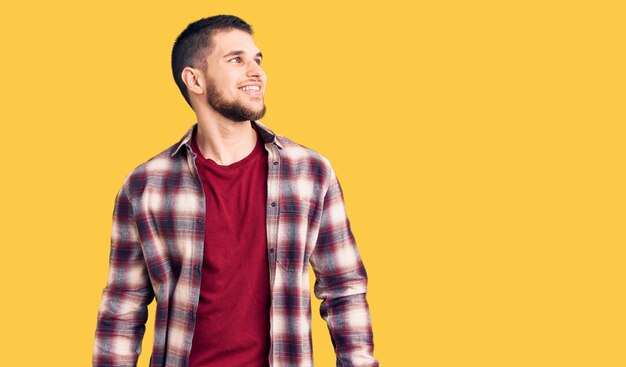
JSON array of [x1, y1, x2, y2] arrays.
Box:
[[205, 77, 266, 122]]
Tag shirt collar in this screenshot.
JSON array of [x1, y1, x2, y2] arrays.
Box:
[[171, 120, 283, 157]]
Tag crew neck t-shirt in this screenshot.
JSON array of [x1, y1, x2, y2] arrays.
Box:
[[188, 124, 270, 367]]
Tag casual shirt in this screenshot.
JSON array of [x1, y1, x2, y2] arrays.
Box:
[[93, 120, 378, 367]]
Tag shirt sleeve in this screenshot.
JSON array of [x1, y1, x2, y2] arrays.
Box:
[[93, 181, 154, 367], [309, 170, 379, 366]]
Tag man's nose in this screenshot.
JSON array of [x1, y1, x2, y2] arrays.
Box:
[[247, 61, 263, 78]]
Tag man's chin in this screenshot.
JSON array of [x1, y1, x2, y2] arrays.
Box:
[[248, 105, 267, 121], [210, 98, 266, 122]]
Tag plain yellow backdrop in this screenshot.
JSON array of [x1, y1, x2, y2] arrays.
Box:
[[1, 1, 624, 366]]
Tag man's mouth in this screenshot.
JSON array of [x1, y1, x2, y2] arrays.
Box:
[[239, 85, 261, 92]]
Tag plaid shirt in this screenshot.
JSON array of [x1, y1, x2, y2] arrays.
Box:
[[93, 121, 378, 367]]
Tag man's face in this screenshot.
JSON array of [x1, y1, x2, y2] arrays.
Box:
[[202, 29, 266, 122]]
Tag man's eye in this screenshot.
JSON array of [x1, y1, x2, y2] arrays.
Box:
[[229, 57, 241, 63], [255, 59, 262, 65]]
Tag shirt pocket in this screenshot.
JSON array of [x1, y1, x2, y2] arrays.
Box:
[[276, 200, 313, 273]]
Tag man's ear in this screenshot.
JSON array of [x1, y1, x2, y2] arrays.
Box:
[[181, 67, 205, 97]]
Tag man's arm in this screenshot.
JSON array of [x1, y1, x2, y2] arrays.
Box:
[[310, 170, 379, 366], [93, 181, 154, 367]]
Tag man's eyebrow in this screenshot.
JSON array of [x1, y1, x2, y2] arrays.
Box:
[[222, 50, 263, 59]]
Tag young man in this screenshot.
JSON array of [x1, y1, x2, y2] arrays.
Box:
[[93, 15, 378, 367]]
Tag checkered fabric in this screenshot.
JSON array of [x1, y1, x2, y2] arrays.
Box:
[[93, 121, 378, 366]]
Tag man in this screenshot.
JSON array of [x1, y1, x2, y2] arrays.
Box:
[[93, 15, 378, 367]]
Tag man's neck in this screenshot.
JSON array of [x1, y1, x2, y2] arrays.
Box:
[[194, 110, 258, 166]]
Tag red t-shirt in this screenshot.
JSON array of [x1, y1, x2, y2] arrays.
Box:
[[188, 124, 270, 367]]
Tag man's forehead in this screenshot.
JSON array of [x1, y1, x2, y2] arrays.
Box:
[[210, 29, 260, 56]]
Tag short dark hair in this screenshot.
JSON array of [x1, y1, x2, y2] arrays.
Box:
[[171, 15, 253, 107]]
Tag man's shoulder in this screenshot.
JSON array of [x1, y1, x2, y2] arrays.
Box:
[[118, 140, 185, 194], [274, 134, 337, 180]]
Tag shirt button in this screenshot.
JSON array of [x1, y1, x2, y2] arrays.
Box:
[[273, 161, 278, 165], [197, 218, 204, 224], [188, 311, 194, 320], [193, 265, 201, 273], [269, 248, 274, 253], [271, 202, 276, 207]]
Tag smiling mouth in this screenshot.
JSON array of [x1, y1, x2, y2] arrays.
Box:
[[239, 85, 261, 91]]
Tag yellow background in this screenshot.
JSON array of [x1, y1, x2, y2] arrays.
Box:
[[1, 0, 624, 366]]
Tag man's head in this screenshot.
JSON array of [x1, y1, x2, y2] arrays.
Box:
[[171, 15, 266, 121]]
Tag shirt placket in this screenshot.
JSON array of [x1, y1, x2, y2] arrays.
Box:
[[184, 146, 207, 367], [265, 140, 281, 367]]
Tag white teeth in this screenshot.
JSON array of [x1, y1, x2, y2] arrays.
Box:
[[240, 85, 260, 91]]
